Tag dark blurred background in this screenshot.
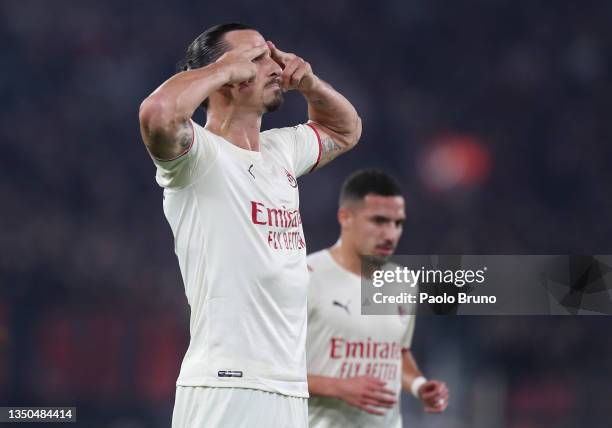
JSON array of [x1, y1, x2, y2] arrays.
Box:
[[1, 0, 611, 426]]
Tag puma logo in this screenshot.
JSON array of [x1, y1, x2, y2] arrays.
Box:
[[333, 300, 351, 315]]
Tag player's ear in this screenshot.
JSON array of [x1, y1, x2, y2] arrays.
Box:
[[338, 206, 351, 228]]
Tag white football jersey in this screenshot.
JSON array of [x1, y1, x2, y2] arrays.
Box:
[[306, 250, 416, 427], [151, 120, 322, 398]]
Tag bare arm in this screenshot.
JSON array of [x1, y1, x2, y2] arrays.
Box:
[[401, 348, 424, 391], [268, 41, 362, 169], [303, 78, 362, 168], [308, 374, 396, 416], [401, 349, 449, 413], [138, 44, 267, 160]]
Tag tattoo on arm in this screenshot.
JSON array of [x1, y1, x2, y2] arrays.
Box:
[[145, 120, 193, 160], [310, 97, 328, 108], [176, 121, 193, 152], [319, 135, 344, 166]]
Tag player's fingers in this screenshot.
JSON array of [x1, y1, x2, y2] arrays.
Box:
[[424, 389, 445, 403], [364, 391, 397, 406], [289, 62, 310, 88], [373, 396, 397, 409], [268, 42, 298, 69], [365, 376, 386, 386], [358, 402, 386, 416], [425, 394, 447, 409], [281, 59, 301, 90], [436, 385, 449, 399], [242, 44, 268, 60], [377, 386, 397, 397], [420, 383, 441, 399], [267, 41, 290, 64], [424, 395, 448, 413], [424, 400, 448, 413], [368, 387, 396, 401], [426, 385, 448, 404], [289, 65, 306, 85], [421, 388, 440, 400], [429, 391, 448, 405], [362, 396, 394, 409], [365, 394, 396, 407]]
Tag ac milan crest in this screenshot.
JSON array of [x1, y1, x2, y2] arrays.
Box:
[[283, 168, 298, 188]]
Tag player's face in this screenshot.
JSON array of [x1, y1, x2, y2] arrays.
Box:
[[223, 30, 283, 113], [343, 194, 405, 265]]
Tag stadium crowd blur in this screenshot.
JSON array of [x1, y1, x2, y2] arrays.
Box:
[[1, 0, 611, 427]]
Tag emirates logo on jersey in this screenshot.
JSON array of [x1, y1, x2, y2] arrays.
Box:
[[283, 168, 298, 188]]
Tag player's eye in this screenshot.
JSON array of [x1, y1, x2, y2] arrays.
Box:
[[372, 217, 387, 225]]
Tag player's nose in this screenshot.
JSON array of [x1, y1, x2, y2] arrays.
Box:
[[267, 58, 282, 77], [382, 225, 400, 242]]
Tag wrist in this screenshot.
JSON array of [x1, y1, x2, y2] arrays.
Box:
[[206, 62, 231, 86], [410, 376, 427, 398], [299, 74, 321, 96]]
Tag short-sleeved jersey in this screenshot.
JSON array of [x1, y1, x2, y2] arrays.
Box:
[[151, 120, 322, 398], [306, 250, 416, 427]]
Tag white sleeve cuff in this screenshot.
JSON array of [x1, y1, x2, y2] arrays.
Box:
[[410, 376, 427, 398]]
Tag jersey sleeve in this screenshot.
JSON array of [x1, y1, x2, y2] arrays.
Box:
[[295, 123, 323, 176], [151, 120, 219, 189], [265, 123, 322, 178], [400, 316, 416, 351]]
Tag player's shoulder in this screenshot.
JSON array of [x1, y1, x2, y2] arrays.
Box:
[[261, 125, 296, 142], [191, 119, 215, 140], [189, 120, 225, 153], [261, 124, 315, 144], [306, 250, 337, 301], [307, 248, 330, 268], [306, 249, 336, 276], [260, 126, 297, 160]]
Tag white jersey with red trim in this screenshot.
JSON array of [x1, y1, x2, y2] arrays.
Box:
[[150, 120, 322, 398], [306, 250, 416, 427]]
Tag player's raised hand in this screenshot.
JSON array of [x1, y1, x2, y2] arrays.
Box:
[[336, 376, 397, 416], [214, 44, 268, 85], [418, 380, 449, 413], [267, 41, 316, 92]]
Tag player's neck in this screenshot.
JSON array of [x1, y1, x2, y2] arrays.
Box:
[[205, 108, 263, 151], [329, 241, 362, 277]]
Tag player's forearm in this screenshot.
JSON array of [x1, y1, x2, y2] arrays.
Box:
[[140, 64, 228, 131], [401, 350, 424, 392], [307, 374, 342, 398], [301, 77, 362, 148]]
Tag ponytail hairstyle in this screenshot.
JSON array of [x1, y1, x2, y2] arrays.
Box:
[[177, 23, 255, 109]]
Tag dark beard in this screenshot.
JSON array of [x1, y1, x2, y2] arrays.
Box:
[[361, 255, 389, 278], [264, 91, 284, 113]]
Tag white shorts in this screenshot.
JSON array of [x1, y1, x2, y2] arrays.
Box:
[[171, 386, 308, 428]]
